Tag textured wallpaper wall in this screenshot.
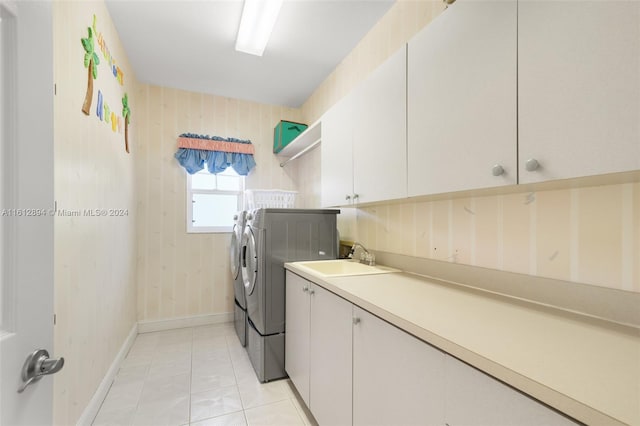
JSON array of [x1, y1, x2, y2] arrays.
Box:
[[135, 85, 302, 321], [353, 184, 640, 292], [53, 1, 138, 424]]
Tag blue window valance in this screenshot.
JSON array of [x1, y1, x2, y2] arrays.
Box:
[[174, 133, 256, 175]]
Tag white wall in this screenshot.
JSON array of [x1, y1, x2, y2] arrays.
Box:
[[53, 2, 138, 424]]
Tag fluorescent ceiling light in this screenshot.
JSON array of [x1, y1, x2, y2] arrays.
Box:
[[235, 0, 283, 56]]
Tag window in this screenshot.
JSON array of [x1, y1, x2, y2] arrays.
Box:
[[186, 168, 244, 233]]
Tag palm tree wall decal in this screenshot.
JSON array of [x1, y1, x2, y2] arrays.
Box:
[[81, 27, 100, 115], [122, 93, 131, 153]]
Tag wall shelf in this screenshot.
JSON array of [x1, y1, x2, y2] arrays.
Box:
[[277, 120, 321, 167]]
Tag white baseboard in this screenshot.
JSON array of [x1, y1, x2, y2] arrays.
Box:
[[137, 312, 233, 334], [76, 322, 138, 426]]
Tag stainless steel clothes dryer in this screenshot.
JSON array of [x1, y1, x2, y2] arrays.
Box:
[[230, 211, 248, 346], [241, 208, 339, 382]]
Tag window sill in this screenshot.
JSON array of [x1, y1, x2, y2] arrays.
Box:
[[187, 226, 233, 234]]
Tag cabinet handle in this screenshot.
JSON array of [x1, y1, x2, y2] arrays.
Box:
[[302, 286, 309, 293], [353, 317, 361, 325], [525, 158, 540, 172], [309, 289, 315, 296], [353, 194, 359, 202], [345, 195, 351, 201], [492, 164, 504, 176]]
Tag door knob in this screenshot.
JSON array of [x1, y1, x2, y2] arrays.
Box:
[[525, 158, 539, 172], [492, 164, 504, 176], [17, 349, 64, 393]]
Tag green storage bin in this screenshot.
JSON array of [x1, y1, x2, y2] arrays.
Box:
[[273, 120, 308, 153]]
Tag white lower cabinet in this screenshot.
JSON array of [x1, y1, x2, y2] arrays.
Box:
[[285, 272, 311, 406], [309, 284, 353, 426], [444, 356, 578, 426], [286, 272, 578, 426], [352, 307, 445, 426], [285, 272, 353, 426]]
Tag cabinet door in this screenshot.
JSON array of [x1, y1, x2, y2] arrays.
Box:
[[352, 307, 445, 426], [518, 1, 640, 184], [353, 46, 407, 203], [284, 272, 311, 406], [321, 92, 355, 207], [309, 284, 352, 426], [445, 356, 578, 426], [407, 0, 517, 196]]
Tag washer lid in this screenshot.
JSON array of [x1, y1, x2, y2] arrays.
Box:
[[241, 226, 258, 296]]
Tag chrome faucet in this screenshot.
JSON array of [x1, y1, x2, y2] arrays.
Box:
[[348, 242, 376, 266]]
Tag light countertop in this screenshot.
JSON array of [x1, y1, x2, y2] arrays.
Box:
[[285, 263, 640, 426]]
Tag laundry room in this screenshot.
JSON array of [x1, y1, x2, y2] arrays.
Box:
[[1, 1, 638, 426]]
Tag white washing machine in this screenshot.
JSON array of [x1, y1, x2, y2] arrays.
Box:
[[230, 211, 248, 346]]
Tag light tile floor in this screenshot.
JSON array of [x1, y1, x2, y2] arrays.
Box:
[[92, 323, 317, 426]]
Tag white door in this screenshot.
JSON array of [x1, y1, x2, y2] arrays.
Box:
[[0, 2, 58, 425]]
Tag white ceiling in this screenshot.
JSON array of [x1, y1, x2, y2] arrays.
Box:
[[106, 0, 395, 108]]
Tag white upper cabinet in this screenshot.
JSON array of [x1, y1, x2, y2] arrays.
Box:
[[321, 92, 355, 207], [322, 0, 638, 205], [407, 0, 517, 197], [518, 1, 640, 184], [322, 45, 407, 207], [353, 46, 408, 204]]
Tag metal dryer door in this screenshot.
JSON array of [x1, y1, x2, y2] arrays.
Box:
[[241, 225, 258, 296], [230, 222, 241, 280]]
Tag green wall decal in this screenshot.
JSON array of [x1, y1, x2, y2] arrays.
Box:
[[81, 27, 100, 115], [122, 93, 131, 154]]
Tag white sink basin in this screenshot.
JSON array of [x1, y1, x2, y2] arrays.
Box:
[[294, 259, 399, 277]]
